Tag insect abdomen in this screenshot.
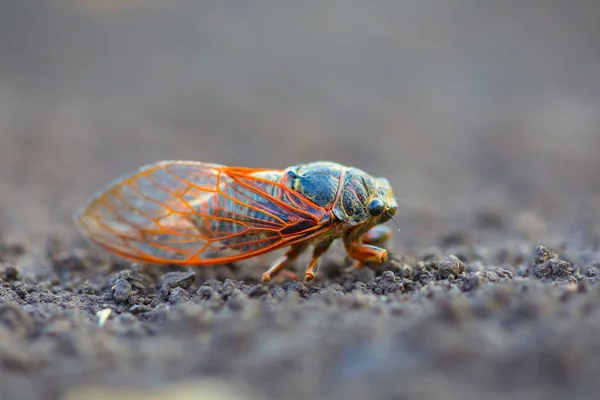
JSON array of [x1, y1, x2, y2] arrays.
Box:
[[191, 174, 285, 252]]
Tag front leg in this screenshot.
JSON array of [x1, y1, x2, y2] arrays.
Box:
[[343, 227, 389, 270], [361, 225, 393, 247]]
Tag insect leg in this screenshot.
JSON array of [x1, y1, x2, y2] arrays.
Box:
[[361, 225, 393, 247], [304, 239, 334, 282], [261, 242, 309, 282], [343, 230, 388, 271]]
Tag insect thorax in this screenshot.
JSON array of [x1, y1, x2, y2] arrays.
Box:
[[283, 161, 378, 226]]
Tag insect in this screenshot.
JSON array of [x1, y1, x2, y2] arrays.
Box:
[[74, 160, 398, 282]]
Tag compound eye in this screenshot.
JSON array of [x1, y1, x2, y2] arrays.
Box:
[[367, 198, 385, 216]]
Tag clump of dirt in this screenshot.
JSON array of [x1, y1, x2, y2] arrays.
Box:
[[528, 245, 579, 284]]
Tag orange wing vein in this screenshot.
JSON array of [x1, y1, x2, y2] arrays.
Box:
[[74, 161, 334, 264]]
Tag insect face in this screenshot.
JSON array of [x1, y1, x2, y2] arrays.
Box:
[[373, 176, 398, 222], [333, 167, 397, 229]]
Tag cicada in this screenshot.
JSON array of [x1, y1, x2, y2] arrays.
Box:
[[74, 160, 398, 282]]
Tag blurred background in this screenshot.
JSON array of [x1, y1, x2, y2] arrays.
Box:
[[1, 0, 600, 251]]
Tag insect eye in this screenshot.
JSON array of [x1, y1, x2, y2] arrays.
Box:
[[367, 198, 385, 216]]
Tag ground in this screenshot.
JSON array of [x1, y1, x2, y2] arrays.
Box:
[[2, 2, 600, 400], [2, 224, 600, 399]]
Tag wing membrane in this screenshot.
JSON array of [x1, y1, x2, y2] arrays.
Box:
[[74, 161, 333, 264]]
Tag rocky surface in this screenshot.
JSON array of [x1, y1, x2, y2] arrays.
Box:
[[2, 237, 600, 400]]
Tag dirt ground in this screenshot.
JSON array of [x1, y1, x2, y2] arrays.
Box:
[[2, 2, 600, 400]]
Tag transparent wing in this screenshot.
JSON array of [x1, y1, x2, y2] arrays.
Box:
[[74, 161, 333, 264]]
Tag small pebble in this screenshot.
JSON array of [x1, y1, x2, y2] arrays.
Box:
[[113, 279, 133, 302], [438, 255, 466, 279], [168, 287, 192, 305], [160, 270, 197, 297], [96, 308, 112, 326], [3, 266, 20, 281]]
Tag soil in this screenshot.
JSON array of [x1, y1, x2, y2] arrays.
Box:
[[2, 2, 600, 400], [2, 224, 600, 400]]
